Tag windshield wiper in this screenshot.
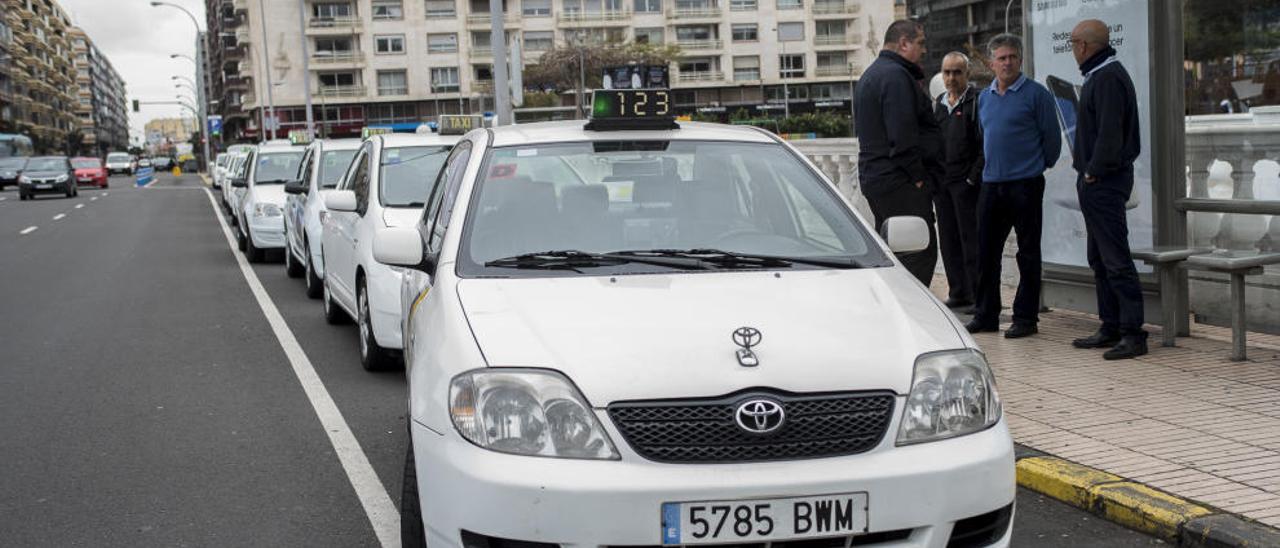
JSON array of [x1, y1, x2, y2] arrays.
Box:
[[255, 178, 291, 185], [484, 250, 709, 271], [611, 248, 875, 269], [389, 201, 426, 208]]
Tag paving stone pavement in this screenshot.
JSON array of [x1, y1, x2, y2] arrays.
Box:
[[927, 253, 1280, 528]]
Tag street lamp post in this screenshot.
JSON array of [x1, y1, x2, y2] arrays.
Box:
[[151, 1, 212, 176], [256, 0, 278, 140]]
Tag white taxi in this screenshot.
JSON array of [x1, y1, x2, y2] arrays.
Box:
[[321, 131, 459, 370], [233, 142, 306, 262], [220, 150, 250, 215], [377, 91, 1016, 548], [283, 138, 361, 298]]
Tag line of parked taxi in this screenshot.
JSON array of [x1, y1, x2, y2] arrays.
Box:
[[209, 102, 1016, 548]]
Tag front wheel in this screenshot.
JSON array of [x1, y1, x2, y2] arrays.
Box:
[[304, 242, 323, 299], [246, 230, 265, 263], [358, 283, 397, 371], [323, 277, 347, 325], [284, 233, 304, 278], [401, 436, 428, 548]]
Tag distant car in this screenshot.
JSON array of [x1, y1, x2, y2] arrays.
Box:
[[152, 157, 173, 170], [0, 156, 27, 190], [212, 153, 229, 189], [137, 158, 153, 170], [18, 156, 77, 200], [222, 150, 251, 217], [71, 157, 108, 188], [105, 152, 134, 175], [235, 142, 306, 262]]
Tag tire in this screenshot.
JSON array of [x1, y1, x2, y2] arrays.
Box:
[[323, 277, 347, 325], [284, 233, 304, 278], [304, 241, 323, 299], [65, 185, 73, 198], [358, 281, 396, 371], [246, 229, 265, 263], [236, 225, 247, 252], [401, 436, 428, 548], [72, 185, 78, 197]]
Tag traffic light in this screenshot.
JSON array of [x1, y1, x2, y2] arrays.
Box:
[[132, 99, 140, 112]]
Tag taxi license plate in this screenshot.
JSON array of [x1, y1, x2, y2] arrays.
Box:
[[661, 493, 867, 545], [36, 184, 52, 190]]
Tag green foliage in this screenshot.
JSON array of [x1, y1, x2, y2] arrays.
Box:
[[1185, 0, 1280, 62], [776, 113, 853, 138], [521, 91, 561, 108]]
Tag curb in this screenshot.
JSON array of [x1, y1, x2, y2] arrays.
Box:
[[198, 173, 211, 187], [1014, 446, 1280, 546]]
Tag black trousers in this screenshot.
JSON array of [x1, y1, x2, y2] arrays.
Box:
[[933, 181, 981, 302], [973, 176, 1044, 327], [1077, 172, 1146, 337], [866, 180, 938, 286]]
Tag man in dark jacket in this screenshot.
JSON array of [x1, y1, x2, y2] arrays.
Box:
[[1069, 19, 1146, 359], [854, 19, 943, 285], [933, 52, 984, 309]]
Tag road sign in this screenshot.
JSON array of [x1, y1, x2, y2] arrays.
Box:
[[208, 115, 223, 137]]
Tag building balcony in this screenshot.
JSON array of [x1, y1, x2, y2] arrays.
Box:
[[815, 65, 856, 77], [311, 52, 364, 66], [556, 9, 630, 26], [676, 70, 723, 83], [814, 34, 854, 47], [306, 17, 362, 35], [675, 39, 722, 51], [233, 0, 247, 13], [315, 85, 365, 98], [224, 76, 248, 90], [470, 46, 492, 59], [666, 7, 721, 20], [466, 13, 521, 27], [813, 2, 859, 17]]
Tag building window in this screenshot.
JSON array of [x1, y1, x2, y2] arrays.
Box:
[[377, 70, 408, 95], [372, 0, 404, 19], [780, 53, 804, 78], [777, 22, 804, 42], [368, 103, 418, 124], [675, 26, 714, 42], [678, 58, 714, 73], [776, 0, 801, 8], [474, 64, 493, 81], [634, 0, 660, 12], [313, 2, 353, 19], [731, 24, 757, 42], [733, 56, 760, 81], [634, 27, 663, 45], [524, 31, 553, 51], [522, 0, 551, 16], [319, 71, 358, 88], [375, 35, 406, 54], [431, 67, 460, 92], [424, 0, 456, 18], [428, 33, 457, 53], [730, 0, 756, 9], [314, 37, 355, 58]]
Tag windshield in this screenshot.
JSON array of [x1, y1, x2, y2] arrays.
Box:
[[320, 149, 358, 188], [25, 158, 68, 171], [72, 159, 101, 169], [0, 157, 26, 169], [106, 154, 130, 162], [379, 146, 450, 207], [254, 151, 304, 184], [460, 140, 886, 276]]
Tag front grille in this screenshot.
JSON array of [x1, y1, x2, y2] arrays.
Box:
[[607, 390, 896, 463]]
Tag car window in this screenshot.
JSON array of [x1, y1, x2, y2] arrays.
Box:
[[107, 153, 129, 162], [254, 151, 305, 184], [0, 158, 28, 169], [350, 144, 373, 213], [319, 149, 359, 188], [423, 142, 472, 256], [379, 146, 451, 208], [459, 140, 884, 276]]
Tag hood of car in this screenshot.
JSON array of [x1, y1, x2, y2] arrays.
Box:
[[456, 268, 963, 405], [381, 207, 421, 228], [22, 170, 69, 179], [250, 183, 287, 206]]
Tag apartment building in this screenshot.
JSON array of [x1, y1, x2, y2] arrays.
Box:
[[207, 0, 893, 141], [910, 0, 1022, 75], [69, 27, 129, 155], [0, 0, 79, 153], [144, 117, 197, 153]]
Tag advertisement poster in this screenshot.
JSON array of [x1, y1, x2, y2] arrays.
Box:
[[1029, 0, 1152, 269]]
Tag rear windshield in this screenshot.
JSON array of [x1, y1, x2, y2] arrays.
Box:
[[72, 159, 101, 169], [25, 158, 68, 171], [379, 146, 450, 207], [106, 153, 130, 162]]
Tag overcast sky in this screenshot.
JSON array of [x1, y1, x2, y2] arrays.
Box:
[[60, 0, 207, 144]]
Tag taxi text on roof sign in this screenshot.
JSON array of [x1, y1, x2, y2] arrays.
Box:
[[362, 127, 393, 139], [288, 130, 313, 146], [438, 115, 483, 136]]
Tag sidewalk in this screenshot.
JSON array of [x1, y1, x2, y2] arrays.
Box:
[[928, 268, 1280, 544]]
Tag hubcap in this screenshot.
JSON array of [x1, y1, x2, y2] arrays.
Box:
[[359, 291, 370, 358], [305, 253, 313, 289]]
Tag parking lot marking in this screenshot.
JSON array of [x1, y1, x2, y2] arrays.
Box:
[[200, 188, 400, 548], [53, 213, 66, 221], [75, 204, 85, 209], [20, 226, 37, 235]]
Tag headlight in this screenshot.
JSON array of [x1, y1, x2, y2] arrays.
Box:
[[896, 349, 1001, 446], [450, 369, 620, 460], [55, 174, 69, 182], [254, 203, 282, 217]]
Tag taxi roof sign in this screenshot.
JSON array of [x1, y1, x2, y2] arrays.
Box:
[[438, 115, 483, 136], [585, 88, 678, 132], [362, 127, 393, 139], [288, 130, 313, 145]]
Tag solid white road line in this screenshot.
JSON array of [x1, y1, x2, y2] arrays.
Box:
[[53, 213, 66, 221], [200, 188, 400, 548], [75, 204, 85, 209], [20, 226, 37, 235]]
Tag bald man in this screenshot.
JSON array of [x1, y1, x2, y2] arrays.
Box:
[[1069, 19, 1145, 359], [932, 52, 984, 310]]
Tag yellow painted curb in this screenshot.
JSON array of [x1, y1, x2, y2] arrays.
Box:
[[1016, 456, 1216, 541]]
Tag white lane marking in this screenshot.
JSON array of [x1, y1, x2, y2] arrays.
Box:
[[0, 197, 7, 201], [90, 197, 98, 201], [20, 226, 37, 235], [102, 192, 108, 196], [75, 204, 85, 209], [200, 188, 400, 547], [53, 213, 66, 221]]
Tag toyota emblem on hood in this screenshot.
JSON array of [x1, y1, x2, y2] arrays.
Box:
[[732, 327, 761, 367], [735, 399, 785, 434]]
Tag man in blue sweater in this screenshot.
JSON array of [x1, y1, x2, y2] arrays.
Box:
[[965, 34, 1062, 339], [1068, 19, 1146, 359]]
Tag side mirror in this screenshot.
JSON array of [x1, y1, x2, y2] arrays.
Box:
[[284, 180, 307, 195], [882, 216, 930, 254], [373, 227, 427, 269], [325, 189, 357, 212], [231, 178, 247, 188]]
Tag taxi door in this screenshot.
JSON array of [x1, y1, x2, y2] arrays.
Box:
[[286, 147, 315, 260], [325, 142, 371, 310]]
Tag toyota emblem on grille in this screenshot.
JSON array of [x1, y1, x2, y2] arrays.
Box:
[[732, 327, 762, 367], [735, 399, 785, 434]]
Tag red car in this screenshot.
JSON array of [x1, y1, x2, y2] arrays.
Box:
[[71, 157, 109, 188]]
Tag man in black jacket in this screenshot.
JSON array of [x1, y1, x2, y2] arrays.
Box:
[[854, 19, 943, 285], [933, 52, 984, 309], [1069, 19, 1146, 360]]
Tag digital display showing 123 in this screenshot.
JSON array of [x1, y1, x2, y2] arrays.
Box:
[[592, 90, 672, 119]]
